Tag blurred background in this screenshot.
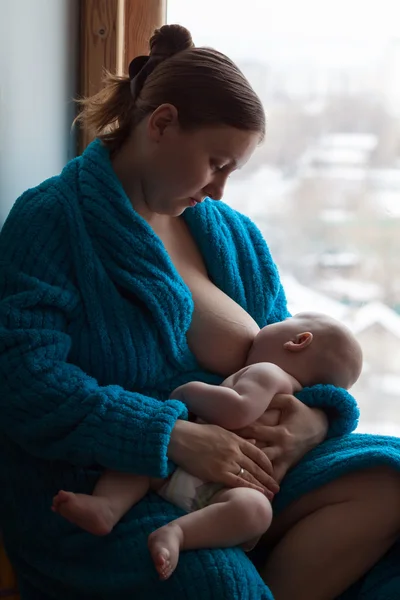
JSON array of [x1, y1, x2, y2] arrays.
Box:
[[168, 0, 400, 435]]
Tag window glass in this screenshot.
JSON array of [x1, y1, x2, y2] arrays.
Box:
[[168, 0, 400, 434]]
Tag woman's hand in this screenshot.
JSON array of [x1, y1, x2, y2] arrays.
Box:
[[168, 420, 279, 499], [233, 394, 329, 483]]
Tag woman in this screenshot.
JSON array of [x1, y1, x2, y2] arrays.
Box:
[[0, 23, 400, 600]]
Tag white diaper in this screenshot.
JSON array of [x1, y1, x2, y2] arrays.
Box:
[[158, 468, 223, 513]]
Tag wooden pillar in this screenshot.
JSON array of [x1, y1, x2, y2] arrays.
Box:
[[79, 0, 166, 151], [124, 0, 167, 72]]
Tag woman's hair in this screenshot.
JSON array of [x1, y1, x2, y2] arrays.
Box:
[[75, 24, 266, 152]]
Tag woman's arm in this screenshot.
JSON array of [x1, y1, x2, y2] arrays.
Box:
[[0, 191, 279, 496], [0, 192, 187, 479]]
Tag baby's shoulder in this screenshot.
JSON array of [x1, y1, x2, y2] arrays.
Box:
[[224, 362, 289, 388], [244, 362, 289, 384]]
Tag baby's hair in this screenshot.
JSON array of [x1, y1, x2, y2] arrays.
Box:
[[311, 317, 363, 389]]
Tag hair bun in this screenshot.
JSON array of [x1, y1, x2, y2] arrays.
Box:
[[149, 24, 194, 58]]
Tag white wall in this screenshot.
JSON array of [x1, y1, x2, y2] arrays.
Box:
[[0, 0, 79, 225]]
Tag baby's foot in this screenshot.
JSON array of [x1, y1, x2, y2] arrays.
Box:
[[148, 523, 184, 580], [51, 490, 116, 536]]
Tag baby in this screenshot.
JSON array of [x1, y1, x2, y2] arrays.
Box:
[[52, 312, 363, 580]]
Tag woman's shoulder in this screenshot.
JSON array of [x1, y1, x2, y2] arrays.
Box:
[[1, 177, 66, 245], [191, 199, 266, 242], [0, 161, 83, 280], [203, 198, 253, 222], [1, 150, 84, 242]]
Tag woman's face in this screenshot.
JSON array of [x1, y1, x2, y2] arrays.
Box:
[[142, 105, 260, 216]]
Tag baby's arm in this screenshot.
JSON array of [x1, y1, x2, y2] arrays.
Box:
[[170, 364, 295, 430]]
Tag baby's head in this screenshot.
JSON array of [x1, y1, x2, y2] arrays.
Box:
[[247, 312, 363, 389]]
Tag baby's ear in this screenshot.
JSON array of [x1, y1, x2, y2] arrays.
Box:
[[283, 332, 313, 352]]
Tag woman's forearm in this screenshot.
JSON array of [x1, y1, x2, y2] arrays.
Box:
[[309, 408, 329, 446], [167, 419, 198, 465]]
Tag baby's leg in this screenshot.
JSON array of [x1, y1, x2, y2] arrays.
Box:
[[148, 487, 272, 580], [52, 471, 150, 536]]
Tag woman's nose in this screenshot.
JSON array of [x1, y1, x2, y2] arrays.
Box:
[[203, 174, 229, 201]]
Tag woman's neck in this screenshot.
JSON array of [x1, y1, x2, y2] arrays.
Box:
[[110, 129, 180, 230], [111, 141, 144, 204]]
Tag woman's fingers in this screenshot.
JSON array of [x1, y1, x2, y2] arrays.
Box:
[[260, 445, 282, 462], [232, 424, 258, 440], [257, 425, 294, 453], [240, 455, 280, 495], [241, 437, 275, 474], [259, 425, 296, 464], [233, 409, 281, 434], [235, 422, 283, 445], [272, 461, 290, 484], [224, 472, 265, 495], [224, 470, 276, 500], [239, 440, 280, 493]]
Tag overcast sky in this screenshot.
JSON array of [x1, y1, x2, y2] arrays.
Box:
[[167, 0, 398, 67]]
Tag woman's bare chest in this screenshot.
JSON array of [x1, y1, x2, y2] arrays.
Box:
[[156, 218, 259, 376]]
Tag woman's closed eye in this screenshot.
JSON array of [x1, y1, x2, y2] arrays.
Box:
[[210, 160, 228, 173]]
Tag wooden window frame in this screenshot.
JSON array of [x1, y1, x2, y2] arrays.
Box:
[[79, 0, 166, 151]]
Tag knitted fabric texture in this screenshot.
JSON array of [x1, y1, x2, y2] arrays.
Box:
[[1, 139, 400, 599]]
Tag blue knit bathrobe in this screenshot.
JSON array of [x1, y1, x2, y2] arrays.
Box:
[[1, 140, 400, 600]]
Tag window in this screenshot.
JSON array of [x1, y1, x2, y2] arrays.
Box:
[[168, 0, 400, 434]]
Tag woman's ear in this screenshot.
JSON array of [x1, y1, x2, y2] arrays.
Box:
[[147, 103, 179, 141], [283, 331, 313, 352]]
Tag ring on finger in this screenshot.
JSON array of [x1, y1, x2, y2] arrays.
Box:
[[237, 466, 245, 477]]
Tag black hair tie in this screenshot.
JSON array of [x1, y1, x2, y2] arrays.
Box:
[[128, 54, 164, 100], [128, 55, 149, 80]]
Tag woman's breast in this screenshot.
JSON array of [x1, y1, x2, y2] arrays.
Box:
[[186, 275, 260, 377], [155, 216, 260, 377]]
